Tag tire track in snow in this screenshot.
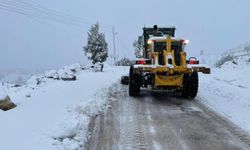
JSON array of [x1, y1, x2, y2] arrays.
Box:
[[85, 84, 250, 150]]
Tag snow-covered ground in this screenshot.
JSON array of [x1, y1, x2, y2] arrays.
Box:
[[0, 63, 128, 150], [198, 55, 250, 133], [0, 86, 7, 100], [0, 53, 250, 150]]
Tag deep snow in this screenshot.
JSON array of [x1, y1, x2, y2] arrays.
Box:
[[0, 64, 128, 150], [1, 56, 250, 150], [198, 56, 250, 133]]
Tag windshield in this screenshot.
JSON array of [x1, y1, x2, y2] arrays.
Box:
[[154, 42, 183, 52]]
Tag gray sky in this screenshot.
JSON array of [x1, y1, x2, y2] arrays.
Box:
[[0, 0, 250, 70]]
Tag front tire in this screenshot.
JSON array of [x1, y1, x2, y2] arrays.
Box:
[[182, 72, 199, 99], [129, 66, 141, 96]]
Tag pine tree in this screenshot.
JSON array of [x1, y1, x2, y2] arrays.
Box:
[[83, 23, 108, 64], [133, 36, 143, 58]]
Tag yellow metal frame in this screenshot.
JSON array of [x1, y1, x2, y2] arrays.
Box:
[[134, 35, 210, 89], [154, 74, 183, 87]]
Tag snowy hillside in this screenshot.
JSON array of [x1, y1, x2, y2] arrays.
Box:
[[222, 42, 250, 57], [198, 45, 250, 133], [215, 42, 250, 67], [0, 63, 128, 150]]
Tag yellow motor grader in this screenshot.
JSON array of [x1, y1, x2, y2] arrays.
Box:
[[122, 25, 210, 99]]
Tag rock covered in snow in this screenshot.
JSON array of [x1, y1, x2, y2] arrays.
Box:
[[26, 63, 105, 90], [44, 64, 82, 81], [82, 63, 103, 72], [58, 69, 76, 81], [26, 75, 46, 88], [66, 63, 82, 73], [0, 86, 16, 111], [45, 70, 59, 80], [61, 75, 76, 81], [220, 61, 238, 69]]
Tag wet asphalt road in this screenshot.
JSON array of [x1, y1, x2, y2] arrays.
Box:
[[85, 86, 250, 150]]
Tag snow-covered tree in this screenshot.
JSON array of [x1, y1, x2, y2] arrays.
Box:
[[83, 23, 108, 64], [215, 54, 234, 67], [133, 36, 143, 58], [115, 57, 134, 66]]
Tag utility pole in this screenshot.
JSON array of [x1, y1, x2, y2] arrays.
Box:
[[112, 26, 117, 65]]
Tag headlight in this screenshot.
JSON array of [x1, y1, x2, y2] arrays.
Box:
[[147, 40, 153, 44], [184, 40, 189, 44]]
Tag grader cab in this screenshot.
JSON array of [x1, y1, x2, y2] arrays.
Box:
[[124, 25, 210, 99]]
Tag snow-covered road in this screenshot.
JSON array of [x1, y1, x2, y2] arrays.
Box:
[[85, 85, 250, 150]]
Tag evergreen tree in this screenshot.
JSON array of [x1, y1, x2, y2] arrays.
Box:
[[83, 23, 108, 64], [133, 36, 143, 58]]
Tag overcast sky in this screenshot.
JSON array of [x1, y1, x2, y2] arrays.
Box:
[[0, 0, 249, 70]]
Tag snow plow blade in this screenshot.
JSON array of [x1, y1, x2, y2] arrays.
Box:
[[121, 75, 129, 85], [188, 65, 211, 74]]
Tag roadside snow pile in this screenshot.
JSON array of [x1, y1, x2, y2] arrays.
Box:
[[198, 54, 250, 133], [45, 63, 82, 81], [23, 63, 102, 89], [21, 64, 83, 90], [82, 63, 104, 72], [52, 83, 123, 150], [0, 63, 128, 150], [39, 63, 103, 82]]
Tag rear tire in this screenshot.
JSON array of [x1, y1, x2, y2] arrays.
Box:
[[129, 66, 141, 96], [182, 72, 199, 99]]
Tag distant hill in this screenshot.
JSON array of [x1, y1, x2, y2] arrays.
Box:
[[215, 43, 250, 67], [0, 69, 41, 85]]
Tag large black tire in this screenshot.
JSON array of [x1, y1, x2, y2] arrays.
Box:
[[182, 72, 199, 99], [129, 66, 141, 96]]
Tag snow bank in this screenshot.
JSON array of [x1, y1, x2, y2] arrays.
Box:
[[52, 83, 124, 149], [198, 59, 250, 133], [0, 64, 128, 150]]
